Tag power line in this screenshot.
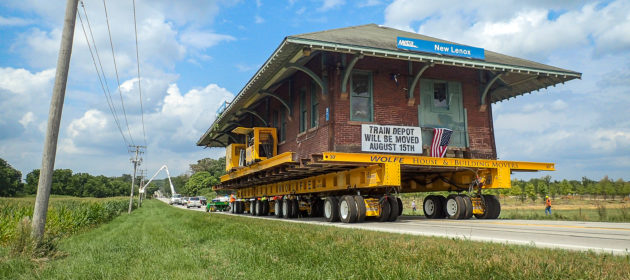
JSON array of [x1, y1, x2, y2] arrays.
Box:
[[78, 1, 129, 147], [132, 0, 147, 147], [102, 0, 135, 146]]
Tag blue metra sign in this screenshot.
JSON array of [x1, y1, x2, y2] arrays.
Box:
[[396, 36, 485, 60]]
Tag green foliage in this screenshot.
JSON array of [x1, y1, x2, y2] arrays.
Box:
[[0, 197, 130, 246], [18, 168, 133, 198], [0, 158, 23, 197], [183, 171, 214, 196]]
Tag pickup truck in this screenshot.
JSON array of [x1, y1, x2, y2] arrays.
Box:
[[170, 194, 182, 205]]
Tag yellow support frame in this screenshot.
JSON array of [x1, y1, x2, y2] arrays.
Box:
[[220, 152, 295, 182]]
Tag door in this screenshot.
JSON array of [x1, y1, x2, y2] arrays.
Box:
[[418, 79, 468, 149]]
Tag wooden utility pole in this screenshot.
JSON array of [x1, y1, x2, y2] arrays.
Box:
[[128, 145, 145, 213], [32, 0, 80, 240]]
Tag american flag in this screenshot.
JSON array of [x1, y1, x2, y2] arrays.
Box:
[[430, 128, 453, 157]]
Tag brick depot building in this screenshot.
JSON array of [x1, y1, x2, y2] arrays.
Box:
[[198, 24, 581, 162]]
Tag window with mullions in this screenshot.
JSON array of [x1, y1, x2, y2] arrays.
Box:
[[299, 87, 307, 133], [311, 82, 319, 128], [350, 71, 373, 122]]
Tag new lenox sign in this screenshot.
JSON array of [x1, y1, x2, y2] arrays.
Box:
[[396, 36, 485, 60]]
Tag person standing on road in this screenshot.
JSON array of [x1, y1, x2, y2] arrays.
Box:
[[411, 200, 417, 214], [545, 196, 552, 215]]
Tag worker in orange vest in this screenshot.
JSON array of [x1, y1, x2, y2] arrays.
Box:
[[545, 195, 552, 215], [229, 194, 236, 203]]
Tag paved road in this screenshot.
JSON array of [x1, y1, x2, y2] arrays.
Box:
[[157, 198, 630, 255]]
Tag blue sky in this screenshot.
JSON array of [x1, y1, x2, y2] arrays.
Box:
[[1, 0, 629, 181]]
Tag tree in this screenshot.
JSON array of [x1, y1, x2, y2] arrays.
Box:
[[184, 171, 213, 196], [51, 169, 73, 195], [190, 157, 226, 178], [24, 169, 40, 195], [0, 158, 23, 196], [525, 183, 537, 202]]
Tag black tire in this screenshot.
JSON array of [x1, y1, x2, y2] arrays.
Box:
[[251, 200, 258, 216], [460, 195, 473, 219], [324, 196, 340, 222], [275, 199, 283, 217], [486, 195, 501, 219], [290, 199, 299, 218], [444, 195, 465, 219], [396, 197, 403, 217], [339, 195, 358, 223], [387, 196, 399, 222], [435, 195, 447, 218], [256, 200, 264, 216], [378, 196, 391, 222], [474, 195, 496, 219], [309, 199, 321, 217], [423, 195, 437, 219], [282, 199, 290, 218], [354, 195, 366, 223], [239, 201, 245, 214]]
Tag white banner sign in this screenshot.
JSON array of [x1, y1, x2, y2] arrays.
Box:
[[361, 124, 422, 154]]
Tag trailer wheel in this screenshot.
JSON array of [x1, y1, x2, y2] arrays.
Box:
[[282, 199, 291, 218], [309, 199, 321, 217], [250, 200, 257, 216], [324, 196, 340, 222], [423, 195, 437, 218], [486, 195, 501, 219], [396, 197, 403, 217], [256, 200, 264, 216], [275, 199, 283, 217], [339, 196, 358, 223], [460, 195, 473, 219], [444, 195, 465, 219], [353, 195, 366, 223], [387, 196, 399, 222], [435, 195, 447, 218], [290, 199, 299, 218], [378, 196, 391, 222]]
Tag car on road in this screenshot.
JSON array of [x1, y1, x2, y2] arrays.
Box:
[[199, 196, 207, 205], [187, 197, 202, 208], [182, 197, 189, 205], [170, 194, 182, 205]]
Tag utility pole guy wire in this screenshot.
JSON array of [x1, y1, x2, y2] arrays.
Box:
[[32, 0, 80, 241]]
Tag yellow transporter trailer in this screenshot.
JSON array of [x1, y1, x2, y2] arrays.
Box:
[[198, 24, 580, 223]]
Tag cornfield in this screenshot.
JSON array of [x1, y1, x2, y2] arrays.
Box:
[[0, 196, 130, 245]]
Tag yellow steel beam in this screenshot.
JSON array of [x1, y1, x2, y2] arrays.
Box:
[[220, 152, 295, 182], [237, 164, 400, 199], [320, 152, 555, 171]]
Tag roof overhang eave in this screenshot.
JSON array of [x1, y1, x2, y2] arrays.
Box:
[[286, 37, 582, 79]]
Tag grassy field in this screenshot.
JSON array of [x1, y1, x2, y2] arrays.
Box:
[[2, 199, 629, 279], [401, 195, 630, 222], [0, 196, 130, 245]]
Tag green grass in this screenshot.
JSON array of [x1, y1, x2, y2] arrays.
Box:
[[2, 200, 630, 279], [0, 196, 130, 245]]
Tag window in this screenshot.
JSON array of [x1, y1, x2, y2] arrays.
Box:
[[280, 108, 286, 142], [310, 82, 319, 128], [433, 82, 448, 109], [299, 87, 307, 133], [350, 71, 373, 122]]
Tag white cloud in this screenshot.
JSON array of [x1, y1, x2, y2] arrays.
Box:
[[255, 15, 265, 24], [179, 29, 235, 50], [319, 0, 345, 11], [358, 0, 381, 7], [0, 16, 33, 26], [19, 112, 36, 127]]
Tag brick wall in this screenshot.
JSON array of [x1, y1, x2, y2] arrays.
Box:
[[252, 52, 497, 160]]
